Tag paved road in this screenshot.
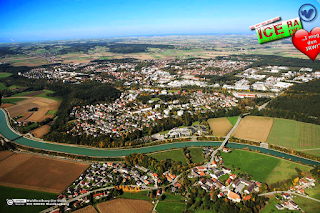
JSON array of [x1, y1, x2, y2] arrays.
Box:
[[259, 191, 320, 203], [208, 116, 242, 165], [258, 101, 270, 111]]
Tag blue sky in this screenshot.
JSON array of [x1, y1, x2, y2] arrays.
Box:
[[0, 0, 319, 42]]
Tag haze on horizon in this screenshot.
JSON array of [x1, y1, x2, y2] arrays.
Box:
[[0, 0, 319, 43]]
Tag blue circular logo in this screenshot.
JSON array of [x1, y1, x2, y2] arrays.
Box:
[[299, 4, 317, 22]]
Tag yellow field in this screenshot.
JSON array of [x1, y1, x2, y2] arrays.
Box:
[[232, 116, 274, 142]]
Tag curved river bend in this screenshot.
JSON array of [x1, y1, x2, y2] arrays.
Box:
[[0, 110, 319, 166]]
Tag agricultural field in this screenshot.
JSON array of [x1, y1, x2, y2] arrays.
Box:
[[221, 149, 280, 182], [73, 205, 97, 213], [3, 96, 60, 122], [0, 153, 89, 193], [208, 117, 233, 137], [294, 195, 320, 212], [0, 185, 58, 213], [118, 191, 151, 201], [149, 149, 187, 165], [267, 118, 320, 150], [96, 198, 153, 213], [162, 193, 185, 202], [227, 116, 239, 126], [156, 201, 186, 213], [232, 116, 274, 142], [189, 148, 205, 164], [2, 98, 27, 104], [0, 72, 12, 78], [0, 151, 14, 161], [31, 125, 51, 138], [265, 160, 312, 184]]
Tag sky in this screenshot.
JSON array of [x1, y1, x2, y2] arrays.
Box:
[[0, 0, 319, 42]]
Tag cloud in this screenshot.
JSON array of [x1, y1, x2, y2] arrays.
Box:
[[10, 39, 14, 41]]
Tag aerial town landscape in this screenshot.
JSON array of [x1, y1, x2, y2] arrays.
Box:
[[1, 0, 320, 213]]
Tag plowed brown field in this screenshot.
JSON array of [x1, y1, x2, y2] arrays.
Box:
[[208, 117, 233, 137], [6, 97, 60, 122], [97, 198, 153, 213], [0, 153, 89, 193], [74, 205, 97, 213], [31, 125, 50, 138]]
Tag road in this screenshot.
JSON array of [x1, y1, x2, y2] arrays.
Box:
[[259, 191, 320, 203], [208, 115, 242, 165], [258, 101, 270, 111]]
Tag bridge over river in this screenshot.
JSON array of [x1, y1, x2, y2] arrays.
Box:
[[0, 109, 319, 166]]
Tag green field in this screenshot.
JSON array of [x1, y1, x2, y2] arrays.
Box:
[[2, 98, 26, 104], [305, 186, 320, 200], [0, 185, 58, 213], [302, 149, 320, 157], [162, 193, 185, 202], [118, 191, 151, 201], [0, 83, 5, 91], [227, 116, 239, 126], [267, 118, 320, 150], [8, 85, 23, 90], [294, 195, 320, 212], [221, 150, 280, 182], [0, 72, 12, 78], [149, 149, 187, 165], [260, 196, 299, 213], [156, 201, 186, 213], [189, 148, 204, 164], [46, 110, 57, 115], [34, 89, 60, 101], [11, 91, 35, 97], [265, 160, 312, 184]]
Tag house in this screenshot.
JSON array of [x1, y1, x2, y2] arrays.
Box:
[[225, 178, 232, 185], [221, 166, 231, 174], [283, 193, 290, 199], [306, 176, 314, 182], [230, 174, 237, 180], [222, 148, 231, 153], [227, 191, 241, 202], [243, 195, 251, 201], [275, 203, 284, 210], [199, 171, 206, 177], [244, 183, 256, 194]]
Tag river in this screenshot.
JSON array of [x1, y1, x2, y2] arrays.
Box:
[[0, 109, 319, 166]]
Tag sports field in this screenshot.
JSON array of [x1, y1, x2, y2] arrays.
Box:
[[232, 116, 274, 142], [149, 149, 187, 165], [221, 149, 280, 182], [208, 117, 233, 137], [97, 198, 153, 213], [267, 118, 320, 150], [0, 185, 58, 213], [0, 153, 89, 193]]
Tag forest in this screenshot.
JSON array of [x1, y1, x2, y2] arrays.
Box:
[[266, 79, 320, 123]]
